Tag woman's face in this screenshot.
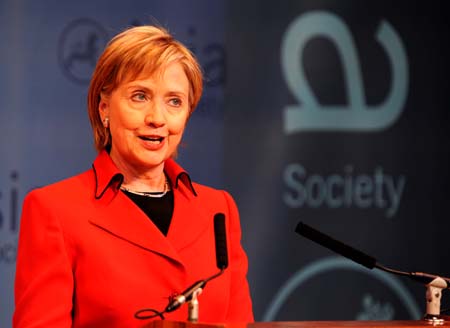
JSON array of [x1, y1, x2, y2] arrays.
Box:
[[99, 62, 190, 175]]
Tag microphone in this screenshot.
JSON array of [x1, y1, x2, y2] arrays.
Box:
[[165, 280, 206, 313], [295, 221, 450, 288], [214, 213, 229, 270], [296, 221, 376, 269], [164, 213, 229, 313]]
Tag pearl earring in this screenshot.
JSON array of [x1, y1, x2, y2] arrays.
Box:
[[103, 117, 109, 128]]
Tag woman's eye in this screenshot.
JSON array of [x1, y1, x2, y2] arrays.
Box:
[[131, 92, 147, 102], [169, 98, 182, 106]]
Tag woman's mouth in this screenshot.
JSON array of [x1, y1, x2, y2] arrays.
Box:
[[139, 136, 165, 144]]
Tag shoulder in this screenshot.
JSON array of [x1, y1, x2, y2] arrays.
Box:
[[24, 169, 94, 207], [191, 182, 231, 199], [190, 182, 239, 214], [20, 168, 97, 241]]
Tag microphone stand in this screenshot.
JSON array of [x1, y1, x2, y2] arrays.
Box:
[[296, 221, 450, 325], [424, 277, 447, 324], [186, 269, 224, 322], [376, 263, 448, 324], [188, 288, 202, 322]]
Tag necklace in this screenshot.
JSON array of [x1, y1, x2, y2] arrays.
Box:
[[120, 177, 170, 198]]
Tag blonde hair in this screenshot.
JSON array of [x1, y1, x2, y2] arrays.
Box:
[[87, 25, 203, 152]]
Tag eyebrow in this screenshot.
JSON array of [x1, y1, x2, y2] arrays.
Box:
[[166, 90, 188, 97], [125, 83, 188, 97], [125, 83, 151, 91]]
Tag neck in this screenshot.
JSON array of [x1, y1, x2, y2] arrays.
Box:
[[122, 174, 167, 193], [110, 153, 167, 192]]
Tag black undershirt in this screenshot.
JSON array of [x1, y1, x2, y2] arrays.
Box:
[[121, 190, 174, 236]]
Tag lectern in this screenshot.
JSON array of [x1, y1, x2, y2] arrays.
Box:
[[144, 318, 450, 328]]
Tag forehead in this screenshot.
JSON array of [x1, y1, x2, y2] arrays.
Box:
[[120, 62, 190, 89]]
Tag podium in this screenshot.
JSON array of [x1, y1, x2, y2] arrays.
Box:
[[144, 319, 450, 328]]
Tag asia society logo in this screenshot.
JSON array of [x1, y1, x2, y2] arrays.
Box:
[[281, 11, 409, 133], [58, 18, 108, 84]]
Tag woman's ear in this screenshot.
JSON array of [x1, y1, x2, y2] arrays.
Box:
[[98, 94, 109, 121]]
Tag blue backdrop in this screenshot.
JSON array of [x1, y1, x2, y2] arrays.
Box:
[[1, 1, 450, 326]]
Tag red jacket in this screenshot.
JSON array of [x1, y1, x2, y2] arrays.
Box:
[[14, 151, 253, 327]]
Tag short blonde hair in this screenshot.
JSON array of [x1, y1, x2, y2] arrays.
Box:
[[87, 25, 203, 152]]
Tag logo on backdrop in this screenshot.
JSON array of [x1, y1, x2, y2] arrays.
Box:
[[281, 12, 408, 219], [0, 170, 20, 264], [263, 257, 421, 321], [58, 18, 108, 84], [283, 164, 406, 219], [281, 11, 409, 133]]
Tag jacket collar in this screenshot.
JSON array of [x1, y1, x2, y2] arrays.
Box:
[[92, 150, 197, 198]]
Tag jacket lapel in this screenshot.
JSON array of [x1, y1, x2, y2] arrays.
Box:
[[89, 191, 184, 266], [167, 183, 210, 252], [88, 151, 209, 266]]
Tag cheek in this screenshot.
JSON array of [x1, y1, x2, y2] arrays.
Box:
[[168, 114, 188, 135], [111, 110, 141, 131]]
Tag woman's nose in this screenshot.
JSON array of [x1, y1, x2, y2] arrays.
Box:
[[144, 101, 165, 127]]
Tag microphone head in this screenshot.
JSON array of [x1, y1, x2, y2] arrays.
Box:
[[214, 213, 228, 270]]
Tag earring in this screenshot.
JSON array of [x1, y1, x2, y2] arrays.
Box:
[[103, 117, 109, 128]]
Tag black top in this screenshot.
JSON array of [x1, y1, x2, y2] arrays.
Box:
[[121, 190, 174, 236]]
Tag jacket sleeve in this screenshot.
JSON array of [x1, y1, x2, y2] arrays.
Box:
[[222, 191, 254, 322], [13, 190, 74, 328]]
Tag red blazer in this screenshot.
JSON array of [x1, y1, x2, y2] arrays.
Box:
[[14, 151, 253, 327]]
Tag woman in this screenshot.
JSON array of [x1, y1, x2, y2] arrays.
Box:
[[13, 25, 253, 327]]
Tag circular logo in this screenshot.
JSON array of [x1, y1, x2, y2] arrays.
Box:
[[58, 18, 108, 84], [263, 256, 422, 321]]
